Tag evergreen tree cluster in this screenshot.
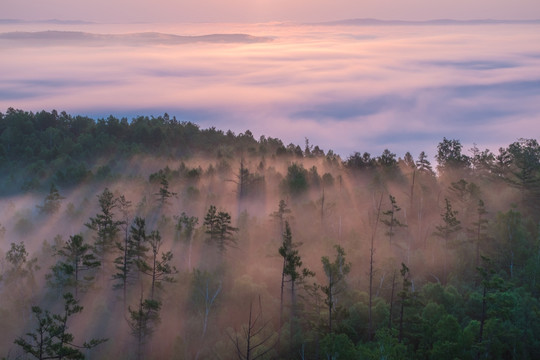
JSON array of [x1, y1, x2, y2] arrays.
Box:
[[0, 109, 540, 359]]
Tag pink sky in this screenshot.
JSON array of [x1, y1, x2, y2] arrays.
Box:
[[1, 21, 539, 159], [1, 0, 540, 23]]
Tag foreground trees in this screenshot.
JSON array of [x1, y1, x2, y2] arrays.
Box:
[[14, 293, 106, 360], [2, 109, 540, 359]]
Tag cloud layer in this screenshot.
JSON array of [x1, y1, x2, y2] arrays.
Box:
[[1, 22, 539, 159]]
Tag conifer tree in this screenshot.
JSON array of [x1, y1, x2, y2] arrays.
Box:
[[278, 221, 313, 351], [204, 205, 238, 253], [113, 194, 134, 307], [127, 295, 161, 360], [48, 234, 100, 298], [136, 230, 177, 300], [85, 188, 122, 262], [36, 183, 65, 215], [15, 292, 106, 360], [321, 245, 351, 333], [381, 195, 407, 244]]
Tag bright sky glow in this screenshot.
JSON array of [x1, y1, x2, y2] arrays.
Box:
[[1, 0, 540, 22]]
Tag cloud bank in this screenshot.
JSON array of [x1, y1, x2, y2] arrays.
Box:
[[1, 22, 539, 159]]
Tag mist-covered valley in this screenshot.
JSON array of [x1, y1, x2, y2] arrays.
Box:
[[1, 109, 540, 359]]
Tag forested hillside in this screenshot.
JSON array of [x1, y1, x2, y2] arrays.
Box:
[[1, 108, 540, 359]]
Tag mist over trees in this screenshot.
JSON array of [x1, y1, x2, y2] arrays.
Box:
[[1, 108, 540, 359]]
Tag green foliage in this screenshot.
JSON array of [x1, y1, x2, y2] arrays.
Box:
[[85, 188, 122, 258], [36, 183, 65, 215], [283, 163, 308, 195], [321, 245, 351, 333], [47, 234, 100, 297], [135, 230, 177, 300], [434, 198, 462, 249], [127, 296, 161, 359], [204, 205, 238, 253], [436, 137, 470, 173], [381, 195, 407, 242], [320, 332, 357, 360], [14, 292, 107, 359]]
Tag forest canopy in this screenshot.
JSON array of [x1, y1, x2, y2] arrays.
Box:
[[1, 108, 540, 359]]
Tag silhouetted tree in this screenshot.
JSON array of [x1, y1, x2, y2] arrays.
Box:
[[278, 221, 314, 351], [85, 188, 121, 262], [48, 234, 100, 298], [381, 195, 407, 244], [36, 183, 64, 215], [321, 245, 351, 333], [15, 292, 106, 360], [127, 295, 161, 360], [228, 296, 277, 360], [136, 230, 177, 300], [204, 205, 238, 253]]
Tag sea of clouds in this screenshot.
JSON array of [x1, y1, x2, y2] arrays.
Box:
[[1, 21, 539, 159]]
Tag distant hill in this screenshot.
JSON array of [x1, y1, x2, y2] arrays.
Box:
[[0, 30, 274, 46]]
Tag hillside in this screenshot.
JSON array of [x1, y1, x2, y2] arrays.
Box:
[[1, 108, 540, 359]]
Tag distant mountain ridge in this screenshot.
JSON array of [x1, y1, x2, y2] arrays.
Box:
[[0, 30, 273, 45], [316, 18, 540, 26]]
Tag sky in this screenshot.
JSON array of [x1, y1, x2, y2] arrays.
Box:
[[1, 0, 540, 23], [1, 2, 540, 160]]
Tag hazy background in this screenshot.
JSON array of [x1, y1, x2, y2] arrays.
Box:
[[1, 20, 540, 159]]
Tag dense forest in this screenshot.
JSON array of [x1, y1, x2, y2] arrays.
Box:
[[1, 108, 540, 359]]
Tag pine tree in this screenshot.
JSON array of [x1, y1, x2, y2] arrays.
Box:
[[136, 230, 177, 300], [127, 295, 161, 360], [48, 234, 100, 299], [321, 245, 351, 333], [85, 188, 122, 262], [278, 221, 314, 352], [36, 183, 65, 215], [14, 292, 106, 359], [381, 195, 407, 244], [204, 205, 238, 253]]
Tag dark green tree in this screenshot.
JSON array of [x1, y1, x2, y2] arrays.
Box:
[[398, 263, 411, 343], [136, 230, 177, 300], [278, 221, 314, 352], [85, 188, 122, 262], [283, 163, 308, 196], [271, 200, 292, 236], [113, 194, 134, 307], [468, 199, 489, 267], [14, 292, 106, 360], [36, 183, 65, 215], [321, 245, 351, 333], [436, 138, 470, 174], [155, 176, 177, 207], [204, 205, 238, 253], [498, 138, 540, 216], [416, 151, 435, 176], [127, 296, 161, 360], [381, 195, 407, 244], [130, 217, 150, 277], [434, 198, 462, 282], [48, 234, 100, 298]]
